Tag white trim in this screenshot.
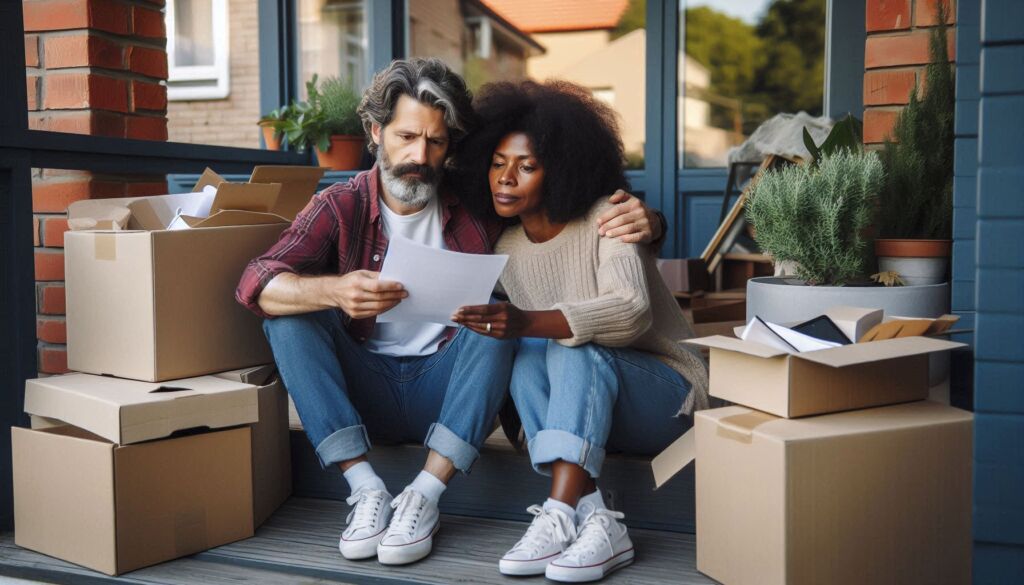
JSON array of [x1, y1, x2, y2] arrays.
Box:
[[166, 0, 231, 101]]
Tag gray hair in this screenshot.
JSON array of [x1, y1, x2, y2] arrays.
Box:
[[357, 58, 475, 157]]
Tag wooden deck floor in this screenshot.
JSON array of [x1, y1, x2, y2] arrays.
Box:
[[0, 497, 718, 585]]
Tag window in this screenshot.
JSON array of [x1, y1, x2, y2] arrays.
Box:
[[297, 0, 370, 98], [678, 0, 826, 168], [166, 0, 230, 101]]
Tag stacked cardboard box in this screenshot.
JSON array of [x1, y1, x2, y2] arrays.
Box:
[[653, 307, 973, 585], [12, 167, 323, 575]]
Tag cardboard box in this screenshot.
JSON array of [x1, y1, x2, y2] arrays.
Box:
[[214, 365, 293, 527], [64, 167, 323, 382], [685, 335, 964, 417], [13, 425, 254, 576], [23, 373, 259, 444], [654, 401, 972, 585]]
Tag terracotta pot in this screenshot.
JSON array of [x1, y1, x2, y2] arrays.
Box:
[[875, 239, 952, 286], [315, 135, 365, 170], [259, 121, 281, 151]]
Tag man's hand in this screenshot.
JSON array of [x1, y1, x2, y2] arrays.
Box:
[[327, 270, 407, 319], [596, 189, 664, 244]]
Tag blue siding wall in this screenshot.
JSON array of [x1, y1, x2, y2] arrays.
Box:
[[973, 0, 1024, 582], [954, 0, 981, 346]]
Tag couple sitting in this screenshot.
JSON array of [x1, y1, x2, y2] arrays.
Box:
[[237, 58, 709, 583]]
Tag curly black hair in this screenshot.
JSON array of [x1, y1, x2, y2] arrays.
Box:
[[450, 80, 629, 224]]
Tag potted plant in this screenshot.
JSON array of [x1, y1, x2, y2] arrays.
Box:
[[313, 75, 365, 170], [874, 1, 954, 285], [257, 107, 288, 151]]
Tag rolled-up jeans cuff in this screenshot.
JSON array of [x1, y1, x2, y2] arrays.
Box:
[[527, 429, 606, 479], [315, 424, 371, 468], [424, 422, 479, 473]]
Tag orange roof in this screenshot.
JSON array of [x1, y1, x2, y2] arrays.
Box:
[[481, 0, 629, 33]]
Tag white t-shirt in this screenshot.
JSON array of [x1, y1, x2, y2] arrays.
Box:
[[365, 196, 448, 357]]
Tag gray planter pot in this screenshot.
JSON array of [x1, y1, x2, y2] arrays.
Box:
[[746, 277, 952, 391]]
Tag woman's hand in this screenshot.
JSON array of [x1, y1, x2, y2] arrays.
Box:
[[452, 302, 529, 339], [596, 189, 665, 244]]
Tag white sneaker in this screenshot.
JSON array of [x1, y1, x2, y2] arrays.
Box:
[[376, 488, 440, 565], [499, 504, 578, 576], [545, 508, 634, 582], [338, 488, 393, 560]]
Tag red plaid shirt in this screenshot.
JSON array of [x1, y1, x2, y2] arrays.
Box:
[[236, 166, 502, 343]]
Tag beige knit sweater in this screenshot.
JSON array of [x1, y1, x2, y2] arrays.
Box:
[[495, 198, 710, 416]]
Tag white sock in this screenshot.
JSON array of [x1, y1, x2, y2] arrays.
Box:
[[409, 470, 447, 504], [343, 461, 387, 495], [576, 489, 606, 523], [544, 498, 577, 521]]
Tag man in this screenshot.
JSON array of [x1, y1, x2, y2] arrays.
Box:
[[236, 58, 664, 566]]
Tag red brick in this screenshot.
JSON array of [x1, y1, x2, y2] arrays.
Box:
[[33, 217, 41, 247], [23, 0, 129, 34], [916, 0, 957, 26], [866, 0, 911, 32], [865, 29, 955, 69], [127, 45, 168, 79], [43, 72, 128, 113], [25, 35, 39, 67], [44, 34, 124, 70], [29, 110, 127, 138], [27, 76, 40, 111], [124, 180, 169, 196], [32, 178, 124, 212], [126, 115, 168, 141], [37, 317, 67, 344], [38, 345, 69, 375], [864, 69, 918, 105], [38, 284, 67, 315], [132, 5, 166, 39], [864, 108, 901, 143], [35, 249, 65, 281], [42, 217, 70, 248], [130, 80, 167, 112]]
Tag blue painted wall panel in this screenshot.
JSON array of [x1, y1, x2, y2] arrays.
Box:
[[954, 206, 978, 239], [977, 220, 1024, 268], [957, 63, 981, 101], [955, 137, 980, 177], [973, 542, 1024, 585], [974, 413, 1024, 545], [981, 46, 1024, 95], [953, 280, 976, 311], [953, 240, 977, 281], [981, 0, 1024, 44], [978, 168, 1024, 218], [976, 312, 1024, 362], [975, 361, 1024, 414], [978, 96, 1024, 167], [955, 98, 980, 136], [977, 268, 1024, 313], [954, 174, 977, 209]]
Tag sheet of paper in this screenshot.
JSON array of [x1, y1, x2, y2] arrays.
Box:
[[740, 316, 841, 353], [166, 185, 218, 230], [377, 235, 508, 325]]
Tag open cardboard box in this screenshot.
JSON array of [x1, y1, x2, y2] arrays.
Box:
[[214, 365, 293, 528], [14, 372, 263, 575], [651, 401, 972, 585], [64, 166, 324, 382]]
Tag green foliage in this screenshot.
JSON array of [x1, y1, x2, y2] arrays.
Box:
[[746, 151, 884, 285], [612, 0, 645, 39], [803, 114, 863, 165], [318, 76, 363, 136], [877, 2, 954, 240]]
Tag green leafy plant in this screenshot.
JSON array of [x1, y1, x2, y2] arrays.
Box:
[[746, 150, 884, 285], [318, 76, 363, 137], [876, 1, 954, 240], [274, 75, 329, 153], [803, 114, 863, 165]]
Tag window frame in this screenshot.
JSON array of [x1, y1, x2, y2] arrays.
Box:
[[166, 0, 232, 101]]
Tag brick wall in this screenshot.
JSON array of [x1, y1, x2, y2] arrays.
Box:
[[24, 0, 170, 374], [166, 0, 261, 148], [863, 0, 956, 145]]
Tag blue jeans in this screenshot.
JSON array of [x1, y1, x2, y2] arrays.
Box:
[[263, 310, 514, 473], [511, 338, 692, 478]]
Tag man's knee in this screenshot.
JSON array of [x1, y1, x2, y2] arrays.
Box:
[[262, 309, 334, 338]]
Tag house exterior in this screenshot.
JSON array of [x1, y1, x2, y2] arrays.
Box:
[[3, 0, 1023, 581]]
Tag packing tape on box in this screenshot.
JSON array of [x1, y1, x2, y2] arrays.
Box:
[[94, 233, 117, 261], [716, 410, 776, 444]]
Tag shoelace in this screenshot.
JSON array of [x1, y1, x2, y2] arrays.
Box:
[[345, 489, 388, 531], [560, 508, 625, 562], [387, 489, 427, 538], [509, 505, 578, 555]]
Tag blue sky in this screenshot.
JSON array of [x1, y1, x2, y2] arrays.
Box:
[[685, 0, 772, 25]]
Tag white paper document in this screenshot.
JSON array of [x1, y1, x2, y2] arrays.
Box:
[[740, 316, 842, 353], [167, 185, 218, 230], [377, 235, 509, 325]]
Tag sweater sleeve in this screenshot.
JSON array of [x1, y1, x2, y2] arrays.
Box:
[[552, 231, 653, 347]]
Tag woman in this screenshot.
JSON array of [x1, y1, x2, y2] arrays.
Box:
[[451, 80, 710, 582]]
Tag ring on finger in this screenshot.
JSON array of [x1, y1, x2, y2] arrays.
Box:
[[486, 322, 492, 333]]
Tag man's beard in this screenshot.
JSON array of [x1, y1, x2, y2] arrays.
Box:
[[378, 141, 441, 209]]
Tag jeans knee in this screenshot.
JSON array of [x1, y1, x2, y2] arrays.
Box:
[[262, 310, 336, 344]]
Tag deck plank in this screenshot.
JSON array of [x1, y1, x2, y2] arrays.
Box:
[[0, 498, 717, 585]]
